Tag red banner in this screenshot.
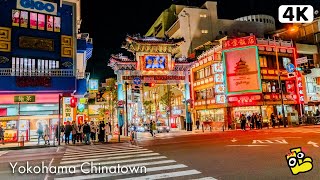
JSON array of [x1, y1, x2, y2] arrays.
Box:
[[223, 35, 256, 49], [286, 81, 296, 94], [296, 72, 304, 104]]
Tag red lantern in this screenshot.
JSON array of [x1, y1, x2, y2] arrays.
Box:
[[70, 97, 77, 108]]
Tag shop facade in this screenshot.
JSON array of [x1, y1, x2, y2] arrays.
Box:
[[0, 0, 82, 142]]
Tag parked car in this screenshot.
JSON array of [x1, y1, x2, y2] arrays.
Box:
[[156, 122, 170, 133]]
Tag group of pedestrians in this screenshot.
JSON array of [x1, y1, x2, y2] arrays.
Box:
[[36, 123, 51, 145], [55, 121, 112, 145], [240, 113, 263, 131]]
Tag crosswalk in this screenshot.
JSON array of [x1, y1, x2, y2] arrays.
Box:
[[268, 128, 320, 134], [53, 144, 216, 180]]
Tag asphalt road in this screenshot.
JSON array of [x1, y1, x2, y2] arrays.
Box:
[[0, 126, 319, 180]]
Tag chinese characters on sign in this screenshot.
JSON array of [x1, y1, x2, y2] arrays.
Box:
[[222, 35, 256, 49], [228, 94, 262, 105], [296, 72, 304, 104], [223, 46, 261, 94], [63, 97, 74, 123], [122, 76, 185, 81], [16, 77, 51, 87], [14, 95, 35, 103]]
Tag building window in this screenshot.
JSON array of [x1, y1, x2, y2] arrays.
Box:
[[201, 30, 208, 34], [204, 66, 211, 77], [306, 77, 317, 93], [200, 14, 207, 18], [11, 57, 59, 76], [259, 56, 267, 67]]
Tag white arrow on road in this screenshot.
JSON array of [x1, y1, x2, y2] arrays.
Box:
[[307, 141, 319, 147], [231, 138, 237, 143]]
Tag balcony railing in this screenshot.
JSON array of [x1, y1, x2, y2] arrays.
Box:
[[0, 68, 75, 77]]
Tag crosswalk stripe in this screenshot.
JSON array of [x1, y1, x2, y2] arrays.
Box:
[[64, 146, 144, 154], [60, 152, 160, 165], [62, 156, 168, 169], [65, 146, 142, 152], [0, 151, 9, 157], [54, 164, 187, 180], [117, 169, 201, 180], [62, 149, 148, 160], [191, 177, 218, 180], [62, 150, 153, 161], [57, 160, 177, 175]]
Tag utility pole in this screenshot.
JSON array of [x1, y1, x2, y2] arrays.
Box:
[[125, 82, 129, 136]]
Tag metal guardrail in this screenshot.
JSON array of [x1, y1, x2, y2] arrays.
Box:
[[0, 69, 75, 77]]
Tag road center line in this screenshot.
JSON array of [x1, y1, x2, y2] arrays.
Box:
[[227, 145, 269, 147]]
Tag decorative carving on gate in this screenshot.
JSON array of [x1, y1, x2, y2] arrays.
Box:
[[61, 35, 73, 58]]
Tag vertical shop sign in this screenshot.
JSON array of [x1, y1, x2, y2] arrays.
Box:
[[296, 72, 304, 104], [63, 97, 73, 123]]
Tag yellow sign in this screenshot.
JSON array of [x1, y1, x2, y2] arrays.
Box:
[[63, 97, 74, 123]]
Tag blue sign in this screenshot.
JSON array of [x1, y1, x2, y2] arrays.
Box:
[[17, 0, 58, 15], [286, 63, 295, 73], [133, 77, 142, 85]]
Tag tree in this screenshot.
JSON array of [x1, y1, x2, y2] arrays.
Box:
[[143, 100, 153, 115], [160, 92, 174, 109]]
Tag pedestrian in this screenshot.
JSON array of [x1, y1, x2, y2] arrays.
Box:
[[60, 123, 65, 143], [271, 113, 276, 128], [77, 122, 83, 143], [99, 121, 105, 142], [149, 121, 154, 137], [90, 121, 97, 142], [82, 121, 91, 145], [44, 124, 50, 145], [71, 121, 77, 144], [241, 114, 246, 131], [196, 119, 200, 130], [0, 125, 5, 145], [151, 121, 157, 137], [37, 123, 44, 145], [64, 121, 72, 144]]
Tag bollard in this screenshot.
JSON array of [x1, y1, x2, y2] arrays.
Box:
[[202, 124, 204, 132], [19, 135, 24, 147], [210, 126, 212, 132]]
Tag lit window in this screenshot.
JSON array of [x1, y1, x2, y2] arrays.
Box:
[[200, 14, 207, 18], [201, 30, 208, 34]]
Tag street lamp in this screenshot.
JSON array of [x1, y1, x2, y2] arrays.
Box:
[[153, 92, 158, 122]]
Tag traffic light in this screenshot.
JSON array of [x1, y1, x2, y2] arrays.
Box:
[[144, 83, 155, 87], [70, 97, 77, 108]]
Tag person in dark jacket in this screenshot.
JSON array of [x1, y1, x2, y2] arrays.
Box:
[[99, 121, 105, 142], [83, 121, 91, 145], [64, 121, 72, 144]]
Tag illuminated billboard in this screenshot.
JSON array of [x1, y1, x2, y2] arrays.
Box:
[[89, 79, 99, 93], [143, 55, 167, 70], [222, 46, 262, 95]]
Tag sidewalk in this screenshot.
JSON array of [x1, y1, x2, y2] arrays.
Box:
[[0, 135, 131, 151]]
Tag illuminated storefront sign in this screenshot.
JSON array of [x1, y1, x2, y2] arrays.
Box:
[[144, 55, 167, 70], [213, 63, 223, 72], [89, 79, 99, 93], [222, 35, 256, 49], [17, 0, 58, 15], [223, 46, 262, 95], [228, 94, 262, 105], [214, 74, 223, 83], [122, 76, 185, 81], [215, 84, 225, 94], [63, 97, 73, 123], [14, 95, 35, 103], [296, 72, 304, 104], [216, 95, 226, 104]]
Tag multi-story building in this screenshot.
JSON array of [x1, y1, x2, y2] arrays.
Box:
[[191, 35, 303, 127], [0, 0, 91, 142], [146, 1, 275, 58], [269, 17, 320, 115]]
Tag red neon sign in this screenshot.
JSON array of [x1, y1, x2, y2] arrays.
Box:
[[296, 71, 304, 104], [222, 35, 256, 49]]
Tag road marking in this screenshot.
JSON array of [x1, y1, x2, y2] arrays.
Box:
[[117, 169, 201, 180], [58, 160, 177, 175], [54, 164, 188, 180], [0, 151, 9, 157], [62, 156, 168, 169], [252, 140, 288, 144], [65, 146, 142, 153], [227, 145, 269, 147], [44, 158, 54, 180], [60, 152, 160, 165], [307, 141, 319, 147], [231, 138, 237, 142], [191, 177, 218, 180], [62, 149, 151, 160]]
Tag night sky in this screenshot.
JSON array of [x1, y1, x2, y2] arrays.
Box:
[[80, 0, 319, 82]]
